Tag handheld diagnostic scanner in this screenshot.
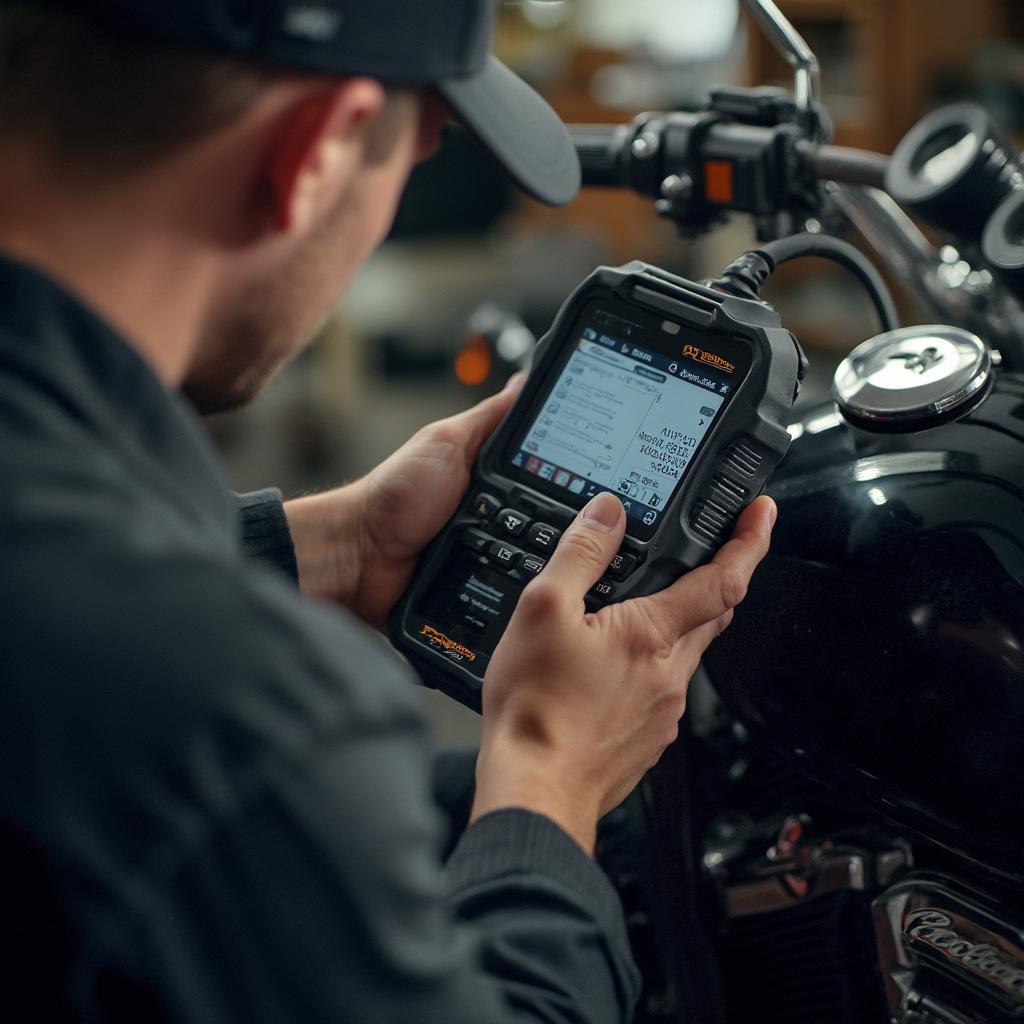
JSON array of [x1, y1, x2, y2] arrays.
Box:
[[391, 262, 805, 710]]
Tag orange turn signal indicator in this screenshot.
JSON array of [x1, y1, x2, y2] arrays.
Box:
[[704, 160, 735, 205], [454, 334, 493, 387]]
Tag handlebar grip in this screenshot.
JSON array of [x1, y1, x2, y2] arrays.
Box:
[[567, 124, 625, 188], [801, 142, 890, 189]]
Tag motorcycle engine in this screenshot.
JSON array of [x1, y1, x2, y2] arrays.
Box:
[[699, 763, 1024, 1022]]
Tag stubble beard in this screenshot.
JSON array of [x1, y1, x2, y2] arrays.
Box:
[[182, 209, 349, 416]]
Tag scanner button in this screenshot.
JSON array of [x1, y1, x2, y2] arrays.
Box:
[[472, 492, 503, 521], [488, 541, 522, 569], [461, 528, 492, 554], [497, 508, 531, 537], [607, 552, 638, 580], [589, 579, 617, 600], [527, 523, 561, 552], [518, 553, 547, 577]]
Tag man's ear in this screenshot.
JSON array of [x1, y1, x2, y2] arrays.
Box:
[[268, 77, 388, 234]]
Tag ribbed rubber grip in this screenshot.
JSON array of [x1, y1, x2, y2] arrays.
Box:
[[690, 439, 763, 544], [567, 124, 624, 188]]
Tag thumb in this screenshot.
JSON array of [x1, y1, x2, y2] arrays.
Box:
[[444, 372, 527, 467], [543, 492, 625, 602]]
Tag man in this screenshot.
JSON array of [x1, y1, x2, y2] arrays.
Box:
[[0, 1, 775, 1021]]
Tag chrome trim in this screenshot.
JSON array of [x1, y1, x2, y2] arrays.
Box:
[[708, 815, 912, 918], [741, 0, 820, 114], [725, 845, 876, 917]]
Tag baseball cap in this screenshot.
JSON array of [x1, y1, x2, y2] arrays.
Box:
[[10, 0, 581, 206]]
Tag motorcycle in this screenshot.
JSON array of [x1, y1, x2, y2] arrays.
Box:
[[560, 2, 1024, 1021]]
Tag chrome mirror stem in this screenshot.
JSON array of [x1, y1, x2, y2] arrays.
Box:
[[741, 0, 820, 113]]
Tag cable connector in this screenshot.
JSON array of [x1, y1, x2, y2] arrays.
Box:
[[705, 251, 775, 301], [708, 233, 899, 334]]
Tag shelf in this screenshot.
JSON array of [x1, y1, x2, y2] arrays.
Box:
[[744, 0, 1010, 152]]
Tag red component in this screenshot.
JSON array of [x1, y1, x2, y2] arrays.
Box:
[[704, 160, 735, 204]]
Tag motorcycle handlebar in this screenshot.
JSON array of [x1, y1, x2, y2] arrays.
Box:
[[801, 142, 889, 190], [568, 122, 890, 194]]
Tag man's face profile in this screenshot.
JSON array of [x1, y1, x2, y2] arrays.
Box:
[[184, 87, 448, 415]]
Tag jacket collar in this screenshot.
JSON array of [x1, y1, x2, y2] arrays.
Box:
[[0, 251, 236, 546]]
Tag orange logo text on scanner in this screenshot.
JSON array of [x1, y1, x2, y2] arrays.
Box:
[[419, 625, 477, 662], [682, 344, 735, 374]]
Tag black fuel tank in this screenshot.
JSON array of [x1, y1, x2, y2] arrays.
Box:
[[703, 373, 1024, 879]]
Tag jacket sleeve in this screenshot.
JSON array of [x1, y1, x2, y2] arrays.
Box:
[[234, 488, 299, 584], [447, 810, 642, 1020], [82, 565, 640, 1024]]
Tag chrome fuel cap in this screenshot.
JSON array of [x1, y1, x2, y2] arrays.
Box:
[[833, 325, 994, 433]]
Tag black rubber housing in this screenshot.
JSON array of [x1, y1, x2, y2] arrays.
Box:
[[982, 187, 1024, 301], [885, 103, 1023, 242], [390, 263, 803, 711]]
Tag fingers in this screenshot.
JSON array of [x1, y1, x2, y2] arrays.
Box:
[[679, 608, 735, 663], [536, 492, 625, 604], [641, 496, 776, 641], [436, 372, 527, 467]]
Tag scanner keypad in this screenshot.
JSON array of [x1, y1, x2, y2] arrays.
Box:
[[465, 490, 641, 602]]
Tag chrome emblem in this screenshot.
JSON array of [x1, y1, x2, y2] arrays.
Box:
[[874, 877, 1024, 1020], [891, 345, 944, 374], [903, 908, 1024, 998]]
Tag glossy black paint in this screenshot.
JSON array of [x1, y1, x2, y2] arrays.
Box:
[[703, 372, 1024, 881]]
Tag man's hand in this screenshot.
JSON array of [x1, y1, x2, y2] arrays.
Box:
[[285, 374, 524, 628], [471, 491, 776, 854]]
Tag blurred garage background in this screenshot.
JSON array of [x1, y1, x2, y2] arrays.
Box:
[[208, 0, 1024, 744]]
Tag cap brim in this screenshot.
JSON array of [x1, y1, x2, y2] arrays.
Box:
[[439, 56, 581, 207]]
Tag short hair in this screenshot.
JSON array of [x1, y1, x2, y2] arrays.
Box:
[[0, 6, 277, 178]]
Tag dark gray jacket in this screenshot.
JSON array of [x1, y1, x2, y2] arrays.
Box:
[[0, 254, 639, 1023]]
